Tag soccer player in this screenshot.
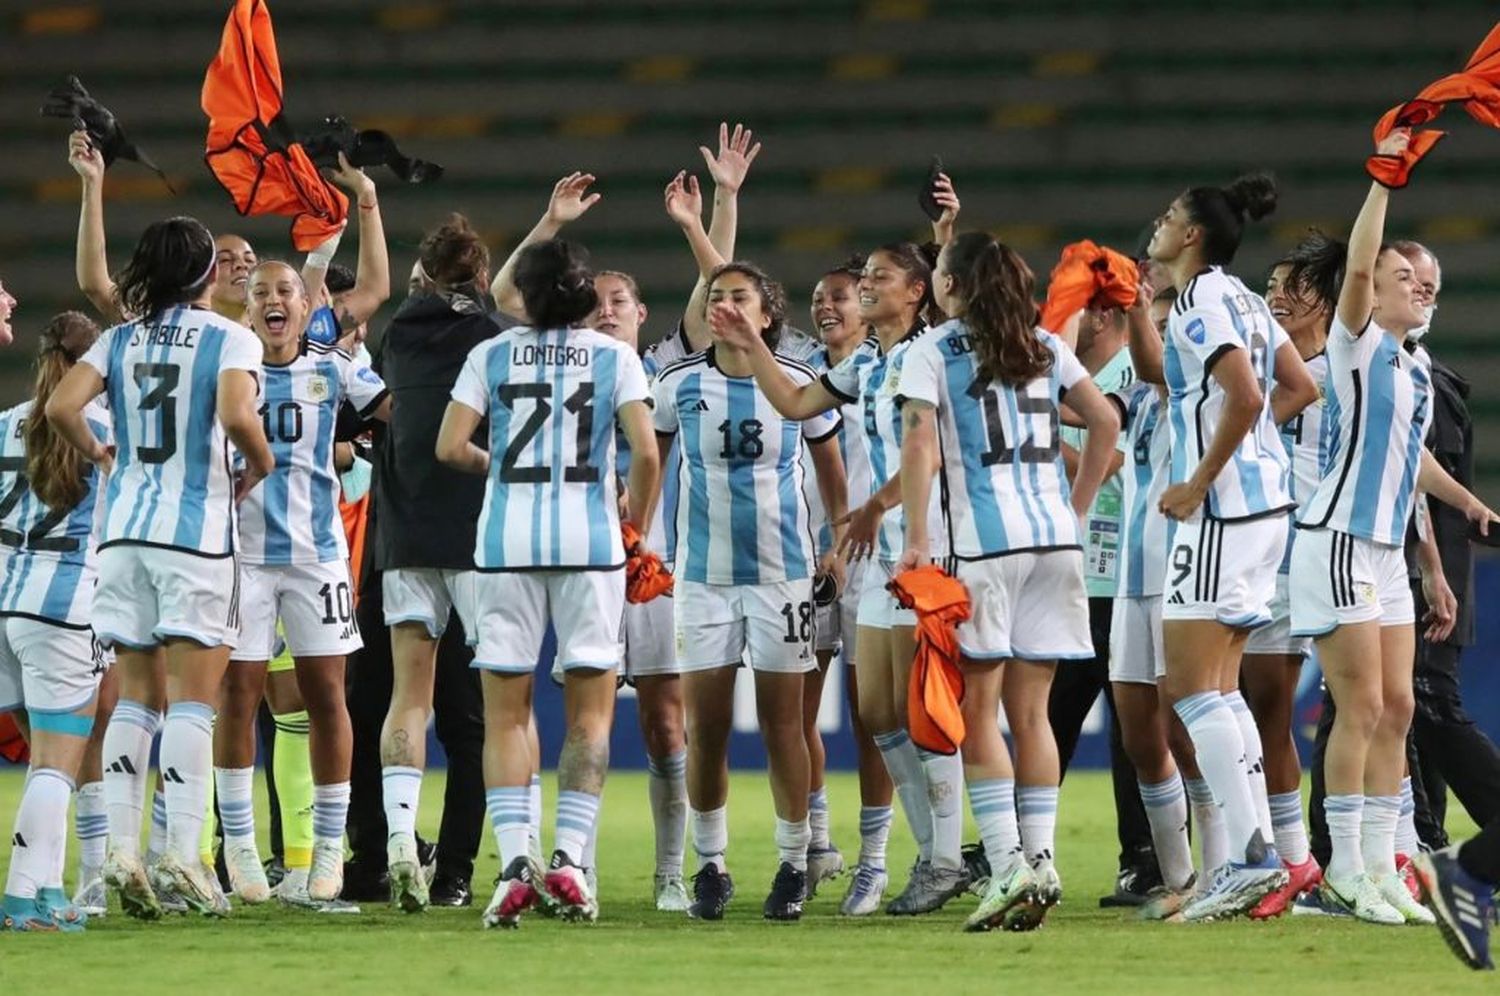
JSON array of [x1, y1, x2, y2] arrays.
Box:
[[897, 231, 1120, 932], [1240, 235, 1338, 917], [1136, 171, 1318, 920], [210, 259, 391, 907], [666, 261, 848, 922], [710, 237, 964, 915], [436, 237, 659, 927], [1289, 130, 1496, 923], [1107, 288, 1201, 920], [0, 312, 109, 931], [46, 216, 274, 917]]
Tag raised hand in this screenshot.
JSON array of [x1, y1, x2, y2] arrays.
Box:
[[663, 170, 703, 229], [699, 121, 762, 195], [931, 172, 960, 244], [546, 172, 602, 227], [707, 299, 758, 348], [327, 151, 376, 200], [68, 129, 104, 184], [1376, 127, 1411, 158]]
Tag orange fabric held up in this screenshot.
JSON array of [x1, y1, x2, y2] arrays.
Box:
[[889, 564, 972, 756], [623, 521, 674, 604], [1038, 240, 1140, 336], [1367, 22, 1500, 189], [202, 0, 348, 250], [340, 493, 370, 608], [0, 713, 28, 765]]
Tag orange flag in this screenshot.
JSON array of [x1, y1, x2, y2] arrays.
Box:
[[202, 0, 347, 250], [1367, 22, 1500, 188], [1038, 240, 1140, 336], [889, 564, 971, 756]]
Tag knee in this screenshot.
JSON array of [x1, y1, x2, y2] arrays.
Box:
[[1004, 698, 1051, 740], [1379, 687, 1416, 734], [1332, 685, 1384, 738]]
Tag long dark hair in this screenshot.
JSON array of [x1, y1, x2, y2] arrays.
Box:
[[1182, 172, 1278, 266], [945, 231, 1050, 386], [115, 216, 217, 319], [1278, 229, 1347, 313], [514, 238, 598, 328], [870, 241, 933, 323], [27, 311, 100, 510]]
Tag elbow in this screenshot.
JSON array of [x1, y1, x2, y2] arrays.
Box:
[[434, 437, 461, 469], [43, 393, 70, 426]]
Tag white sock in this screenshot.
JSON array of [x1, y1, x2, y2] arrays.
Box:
[[967, 778, 1021, 865], [1325, 794, 1365, 882], [146, 789, 167, 865], [858, 805, 893, 869], [1223, 691, 1274, 843], [381, 765, 422, 840], [486, 786, 530, 870], [4, 768, 73, 899], [581, 792, 602, 871], [160, 701, 214, 864], [74, 781, 107, 878], [692, 806, 728, 872], [808, 786, 831, 851], [1268, 791, 1311, 866], [312, 782, 351, 847], [775, 817, 811, 872], [529, 773, 543, 853], [921, 749, 964, 871], [555, 790, 600, 866], [1173, 693, 1263, 863], [873, 730, 934, 863], [1139, 777, 1194, 890], [647, 751, 687, 875], [101, 699, 158, 856], [1185, 777, 1228, 875], [1361, 794, 1400, 879], [1016, 784, 1060, 868], [214, 766, 256, 845], [1395, 777, 1419, 858]]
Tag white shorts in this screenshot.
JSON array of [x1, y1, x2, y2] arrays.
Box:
[[94, 545, 240, 650], [1109, 596, 1165, 684], [622, 591, 677, 680], [675, 578, 815, 674], [855, 560, 916, 631], [472, 570, 624, 675], [1289, 528, 1414, 637], [0, 618, 106, 715], [956, 550, 1093, 662], [232, 561, 364, 662], [1161, 515, 1287, 628], [383, 568, 476, 641], [1244, 573, 1311, 657]]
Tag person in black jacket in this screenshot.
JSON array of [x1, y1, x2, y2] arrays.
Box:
[[357, 215, 513, 911]]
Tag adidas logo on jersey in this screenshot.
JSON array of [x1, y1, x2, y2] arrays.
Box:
[[693, 399, 709, 411], [1167, 591, 1186, 605]]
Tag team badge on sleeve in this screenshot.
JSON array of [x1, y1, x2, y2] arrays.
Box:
[[1185, 318, 1207, 344]]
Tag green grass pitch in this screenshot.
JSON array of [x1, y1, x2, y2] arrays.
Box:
[[0, 769, 1490, 995]]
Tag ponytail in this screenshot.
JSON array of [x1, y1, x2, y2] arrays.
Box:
[[945, 232, 1050, 386], [26, 311, 100, 511]]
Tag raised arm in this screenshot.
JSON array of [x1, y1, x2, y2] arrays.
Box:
[[679, 123, 761, 352], [490, 173, 602, 320], [930, 172, 961, 248], [69, 131, 120, 321], [666, 172, 724, 349], [1339, 131, 1410, 335], [326, 156, 390, 327], [1125, 292, 1163, 384]]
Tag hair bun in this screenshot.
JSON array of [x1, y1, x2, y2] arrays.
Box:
[[1224, 172, 1278, 223]]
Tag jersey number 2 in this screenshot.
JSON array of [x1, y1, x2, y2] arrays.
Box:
[[0, 456, 79, 552], [497, 382, 598, 484]]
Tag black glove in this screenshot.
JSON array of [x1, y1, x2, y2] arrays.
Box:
[[42, 75, 170, 186], [301, 115, 444, 185]]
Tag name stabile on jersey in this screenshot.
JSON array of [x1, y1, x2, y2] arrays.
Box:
[[513, 342, 593, 368], [130, 321, 199, 349]]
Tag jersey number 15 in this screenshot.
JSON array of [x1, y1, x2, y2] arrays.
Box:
[[966, 381, 1060, 467]]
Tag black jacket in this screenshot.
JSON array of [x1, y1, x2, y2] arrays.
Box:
[[1406, 349, 1475, 647], [370, 289, 512, 571]]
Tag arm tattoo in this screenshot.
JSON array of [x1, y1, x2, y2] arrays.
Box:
[[903, 401, 932, 431]]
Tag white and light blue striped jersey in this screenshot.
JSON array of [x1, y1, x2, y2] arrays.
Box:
[[1163, 267, 1293, 522], [452, 326, 650, 571], [1114, 384, 1170, 598], [78, 305, 264, 557], [1061, 346, 1136, 596], [804, 345, 873, 555], [653, 347, 841, 585], [1297, 318, 1431, 547], [1273, 350, 1328, 571], [239, 342, 389, 565], [0, 400, 110, 628], [821, 327, 934, 563], [899, 320, 1089, 560]]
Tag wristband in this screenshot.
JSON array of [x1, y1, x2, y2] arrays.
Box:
[[306, 230, 343, 269]]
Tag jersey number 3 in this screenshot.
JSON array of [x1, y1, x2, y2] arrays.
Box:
[[497, 382, 598, 484]]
